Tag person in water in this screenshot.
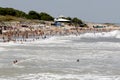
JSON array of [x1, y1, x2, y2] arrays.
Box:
[[13, 60, 18, 64], [77, 59, 79, 62], [42, 35, 47, 39]]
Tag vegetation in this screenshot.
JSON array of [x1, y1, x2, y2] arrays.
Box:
[[66, 17, 87, 27], [66, 17, 72, 21], [0, 7, 87, 27], [0, 7, 27, 17], [72, 17, 83, 24], [0, 7, 54, 21], [39, 12, 54, 21], [27, 11, 40, 19]]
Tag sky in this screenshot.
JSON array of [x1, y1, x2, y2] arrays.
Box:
[[0, 0, 120, 23]]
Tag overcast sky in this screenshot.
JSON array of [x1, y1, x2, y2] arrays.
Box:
[[0, 0, 120, 23]]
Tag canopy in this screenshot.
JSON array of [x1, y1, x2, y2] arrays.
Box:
[[54, 18, 70, 22]]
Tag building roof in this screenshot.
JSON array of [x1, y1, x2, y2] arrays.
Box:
[[54, 18, 70, 22]]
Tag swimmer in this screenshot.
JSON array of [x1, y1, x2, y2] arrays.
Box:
[[42, 35, 47, 39], [13, 60, 18, 64], [77, 59, 79, 62]]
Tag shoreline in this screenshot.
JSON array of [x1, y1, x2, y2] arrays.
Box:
[[0, 21, 120, 43], [0, 29, 120, 44]]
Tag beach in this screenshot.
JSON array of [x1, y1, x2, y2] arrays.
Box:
[[1, 0, 120, 79], [0, 0, 120, 80]]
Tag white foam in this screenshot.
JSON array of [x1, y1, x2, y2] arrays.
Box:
[[26, 36, 71, 44], [79, 30, 120, 39], [12, 64, 25, 68], [0, 47, 6, 52], [15, 73, 120, 80], [1, 67, 120, 80], [0, 30, 120, 46], [45, 30, 120, 40], [0, 41, 24, 46]]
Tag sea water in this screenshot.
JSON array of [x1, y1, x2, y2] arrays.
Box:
[[0, 30, 120, 80]]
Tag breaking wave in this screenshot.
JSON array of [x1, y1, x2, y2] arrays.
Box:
[[1, 73, 120, 80]]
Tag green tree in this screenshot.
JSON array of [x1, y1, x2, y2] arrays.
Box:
[[0, 7, 6, 15], [66, 17, 72, 21], [5, 8, 16, 16], [39, 12, 54, 21], [72, 17, 83, 24], [0, 7, 27, 18], [0, 7, 16, 16], [27, 10, 40, 19], [71, 17, 88, 27], [15, 10, 27, 17]]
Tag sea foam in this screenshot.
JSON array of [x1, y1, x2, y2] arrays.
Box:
[[1, 73, 119, 80], [0, 30, 120, 45], [79, 30, 120, 39]]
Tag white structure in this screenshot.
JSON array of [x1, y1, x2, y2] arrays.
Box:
[[54, 15, 70, 22]]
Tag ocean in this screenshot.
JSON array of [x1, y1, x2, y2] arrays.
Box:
[[0, 30, 120, 80]]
